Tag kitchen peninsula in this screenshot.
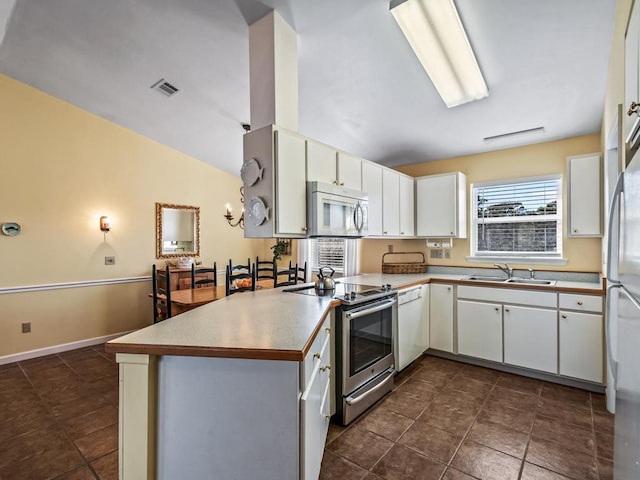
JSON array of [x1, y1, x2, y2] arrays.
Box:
[[106, 271, 605, 480]]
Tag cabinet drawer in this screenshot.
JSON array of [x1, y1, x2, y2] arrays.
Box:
[[300, 362, 331, 480], [457, 285, 557, 308], [558, 293, 602, 313], [303, 317, 331, 389]]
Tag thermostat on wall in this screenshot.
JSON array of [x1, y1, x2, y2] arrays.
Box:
[[1, 222, 21, 236]]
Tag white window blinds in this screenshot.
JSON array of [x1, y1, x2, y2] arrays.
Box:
[[472, 176, 562, 257], [309, 238, 346, 274]]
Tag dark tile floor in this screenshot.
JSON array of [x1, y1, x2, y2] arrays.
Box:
[[0, 347, 614, 480], [321, 355, 614, 480], [0, 344, 118, 480]]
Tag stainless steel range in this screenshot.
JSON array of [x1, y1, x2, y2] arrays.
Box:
[[285, 283, 397, 425]]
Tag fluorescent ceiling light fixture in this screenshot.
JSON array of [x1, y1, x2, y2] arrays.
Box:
[[484, 127, 545, 143], [390, 0, 488, 108]]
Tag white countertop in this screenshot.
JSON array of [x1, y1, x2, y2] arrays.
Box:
[[106, 271, 604, 360]]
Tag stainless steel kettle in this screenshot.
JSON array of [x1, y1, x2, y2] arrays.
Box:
[[314, 266, 336, 291]]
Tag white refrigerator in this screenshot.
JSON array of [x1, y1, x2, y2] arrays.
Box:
[[606, 147, 640, 479]]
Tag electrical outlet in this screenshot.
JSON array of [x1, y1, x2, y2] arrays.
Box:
[[444, 250, 451, 259], [388, 244, 393, 253], [430, 249, 443, 259], [22, 322, 31, 333], [105, 256, 115, 265]]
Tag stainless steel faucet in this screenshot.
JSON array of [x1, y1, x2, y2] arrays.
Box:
[[494, 263, 513, 277]]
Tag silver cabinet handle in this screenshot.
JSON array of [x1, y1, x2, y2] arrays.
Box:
[[628, 101, 640, 116], [495, 307, 500, 311], [320, 365, 331, 372], [577, 301, 583, 306], [561, 314, 567, 319], [505, 308, 510, 312]]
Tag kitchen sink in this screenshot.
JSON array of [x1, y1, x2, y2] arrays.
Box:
[[462, 275, 557, 286], [463, 275, 508, 282], [504, 278, 557, 286]]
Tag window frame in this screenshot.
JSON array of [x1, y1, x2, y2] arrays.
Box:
[[308, 238, 347, 276], [467, 174, 566, 265]]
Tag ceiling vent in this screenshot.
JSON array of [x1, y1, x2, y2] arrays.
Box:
[[151, 79, 181, 97]]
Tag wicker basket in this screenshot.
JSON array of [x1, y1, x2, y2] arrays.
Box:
[[381, 252, 427, 274]]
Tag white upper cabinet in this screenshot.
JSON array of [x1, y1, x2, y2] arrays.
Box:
[[306, 140, 337, 186], [625, 0, 640, 145], [362, 161, 383, 236], [242, 125, 307, 238], [399, 174, 415, 237], [568, 153, 602, 237], [275, 130, 308, 236], [382, 169, 400, 236], [337, 152, 362, 190], [416, 172, 467, 238], [306, 140, 362, 190]]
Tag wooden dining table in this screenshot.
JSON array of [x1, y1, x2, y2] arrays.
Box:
[[168, 279, 275, 315]]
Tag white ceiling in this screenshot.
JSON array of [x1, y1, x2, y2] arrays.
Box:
[[0, 0, 616, 176]]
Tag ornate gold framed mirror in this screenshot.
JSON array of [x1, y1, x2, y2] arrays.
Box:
[[156, 203, 200, 259]]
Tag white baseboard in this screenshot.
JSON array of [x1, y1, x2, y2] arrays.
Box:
[[0, 331, 133, 365]]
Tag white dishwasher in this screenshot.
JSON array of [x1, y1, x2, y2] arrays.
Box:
[[396, 286, 424, 371]]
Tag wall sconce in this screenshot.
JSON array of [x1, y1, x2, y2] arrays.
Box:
[[100, 216, 111, 233], [224, 187, 245, 229]]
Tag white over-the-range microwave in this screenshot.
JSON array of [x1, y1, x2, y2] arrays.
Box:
[[307, 181, 368, 238]]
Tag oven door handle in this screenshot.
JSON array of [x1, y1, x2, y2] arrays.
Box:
[[344, 298, 397, 320], [345, 368, 395, 406]]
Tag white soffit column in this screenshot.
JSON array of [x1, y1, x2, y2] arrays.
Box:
[[249, 11, 298, 131], [0, 0, 17, 48]]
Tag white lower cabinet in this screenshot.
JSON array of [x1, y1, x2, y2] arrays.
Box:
[[429, 284, 454, 353], [300, 317, 332, 480], [457, 300, 503, 362], [559, 311, 603, 383], [503, 305, 558, 374]]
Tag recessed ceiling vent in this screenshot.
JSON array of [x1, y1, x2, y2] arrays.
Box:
[[151, 79, 181, 97]]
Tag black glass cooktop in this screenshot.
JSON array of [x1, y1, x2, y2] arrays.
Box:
[[283, 282, 395, 304]]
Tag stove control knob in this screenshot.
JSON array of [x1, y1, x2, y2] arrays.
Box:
[[350, 291, 357, 300], [344, 294, 350, 301], [381, 285, 386, 291], [386, 284, 392, 291]]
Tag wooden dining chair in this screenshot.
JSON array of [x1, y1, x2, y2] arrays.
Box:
[[191, 262, 217, 288], [274, 261, 297, 288], [295, 261, 308, 284], [225, 263, 257, 295], [152, 264, 172, 323], [255, 257, 276, 282]]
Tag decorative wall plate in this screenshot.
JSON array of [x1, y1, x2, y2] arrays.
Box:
[[240, 158, 264, 187], [1, 222, 21, 236], [247, 197, 269, 226]]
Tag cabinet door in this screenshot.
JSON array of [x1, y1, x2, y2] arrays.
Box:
[[399, 174, 415, 237], [625, 1, 640, 144], [457, 300, 502, 362], [416, 173, 466, 238], [559, 311, 603, 383], [306, 140, 337, 185], [504, 305, 557, 374], [421, 284, 430, 352], [337, 152, 362, 190], [429, 284, 454, 353], [301, 320, 331, 480], [568, 154, 601, 237], [362, 161, 383, 236], [382, 169, 400, 236], [275, 130, 307, 236]]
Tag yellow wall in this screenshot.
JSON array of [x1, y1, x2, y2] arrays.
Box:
[[0, 74, 271, 357], [360, 135, 603, 274]]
